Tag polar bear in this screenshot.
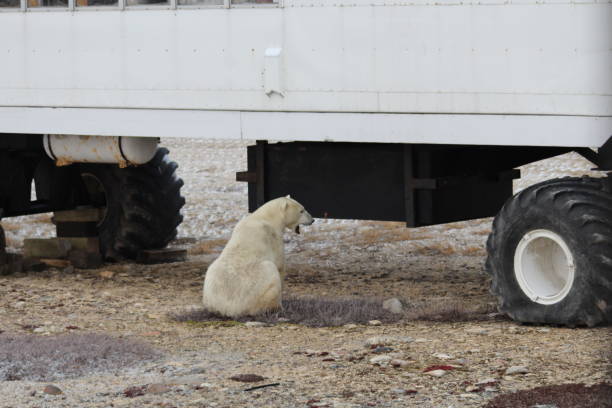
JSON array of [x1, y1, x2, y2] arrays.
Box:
[[202, 196, 314, 317]]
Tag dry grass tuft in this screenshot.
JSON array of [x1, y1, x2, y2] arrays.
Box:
[[188, 239, 228, 255], [358, 227, 433, 246], [0, 333, 161, 381], [460, 245, 486, 256], [484, 383, 612, 408], [172, 296, 402, 328], [172, 296, 498, 327]]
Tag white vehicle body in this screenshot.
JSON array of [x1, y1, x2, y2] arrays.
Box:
[[0, 0, 611, 147]]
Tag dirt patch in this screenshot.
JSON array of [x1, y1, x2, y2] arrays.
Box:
[[0, 333, 160, 382], [0, 142, 609, 408], [484, 383, 612, 408]]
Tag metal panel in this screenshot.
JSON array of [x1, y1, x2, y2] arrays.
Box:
[[241, 141, 533, 225], [0, 107, 610, 148], [0, 2, 610, 145]]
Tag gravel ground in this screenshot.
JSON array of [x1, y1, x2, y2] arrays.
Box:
[[0, 140, 610, 408]]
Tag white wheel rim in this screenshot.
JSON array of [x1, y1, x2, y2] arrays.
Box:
[[514, 229, 575, 305]]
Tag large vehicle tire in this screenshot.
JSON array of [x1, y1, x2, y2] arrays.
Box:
[[486, 176, 612, 327], [78, 147, 185, 260]]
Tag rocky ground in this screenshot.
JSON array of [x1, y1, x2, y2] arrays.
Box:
[[0, 140, 610, 408]]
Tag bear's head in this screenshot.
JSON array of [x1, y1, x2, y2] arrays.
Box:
[[281, 195, 314, 234]]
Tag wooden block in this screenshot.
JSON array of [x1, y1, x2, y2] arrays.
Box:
[[64, 237, 100, 254], [68, 250, 103, 269], [53, 207, 103, 223], [24, 238, 71, 259], [136, 248, 187, 264], [56, 222, 98, 238]]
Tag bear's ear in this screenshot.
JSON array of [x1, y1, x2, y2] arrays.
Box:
[[281, 199, 288, 211], [285, 194, 291, 199]]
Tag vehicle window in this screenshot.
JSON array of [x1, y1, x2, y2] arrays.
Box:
[[27, 0, 68, 6], [231, 0, 277, 4], [126, 0, 169, 5], [0, 0, 20, 8], [76, 0, 118, 6], [178, 0, 223, 5]]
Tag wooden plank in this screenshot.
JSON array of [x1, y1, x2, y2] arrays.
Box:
[[53, 207, 103, 223]]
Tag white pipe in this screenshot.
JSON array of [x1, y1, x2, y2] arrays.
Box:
[[43, 134, 159, 166]]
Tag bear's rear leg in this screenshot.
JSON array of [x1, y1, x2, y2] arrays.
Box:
[[246, 260, 282, 316]]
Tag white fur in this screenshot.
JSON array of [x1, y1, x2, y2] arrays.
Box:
[[202, 196, 313, 317]]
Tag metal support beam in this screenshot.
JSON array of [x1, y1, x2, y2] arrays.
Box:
[[403, 145, 416, 227], [255, 140, 267, 208]]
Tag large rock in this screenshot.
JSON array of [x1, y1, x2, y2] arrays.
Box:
[[382, 298, 403, 314]]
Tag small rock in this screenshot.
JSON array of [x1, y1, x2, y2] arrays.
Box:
[[364, 336, 413, 347], [465, 385, 480, 392], [390, 359, 410, 368], [432, 353, 452, 360], [382, 298, 403, 314], [43, 385, 63, 395], [505, 365, 529, 375], [230, 374, 265, 382], [13, 301, 26, 309], [33, 327, 46, 334], [147, 384, 172, 394], [425, 369, 448, 377], [245, 321, 266, 328], [414, 338, 429, 343], [372, 346, 393, 353], [99, 270, 114, 279], [344, 324, 358, 329], [369, 355, 393, 366], [368, 320, 382, 326], [536, 328, 551, 333], [193, 383, 213, 391], [147, 313, 162, 319]]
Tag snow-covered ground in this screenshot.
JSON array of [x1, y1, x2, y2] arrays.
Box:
[[1, 140, 599, 251]]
